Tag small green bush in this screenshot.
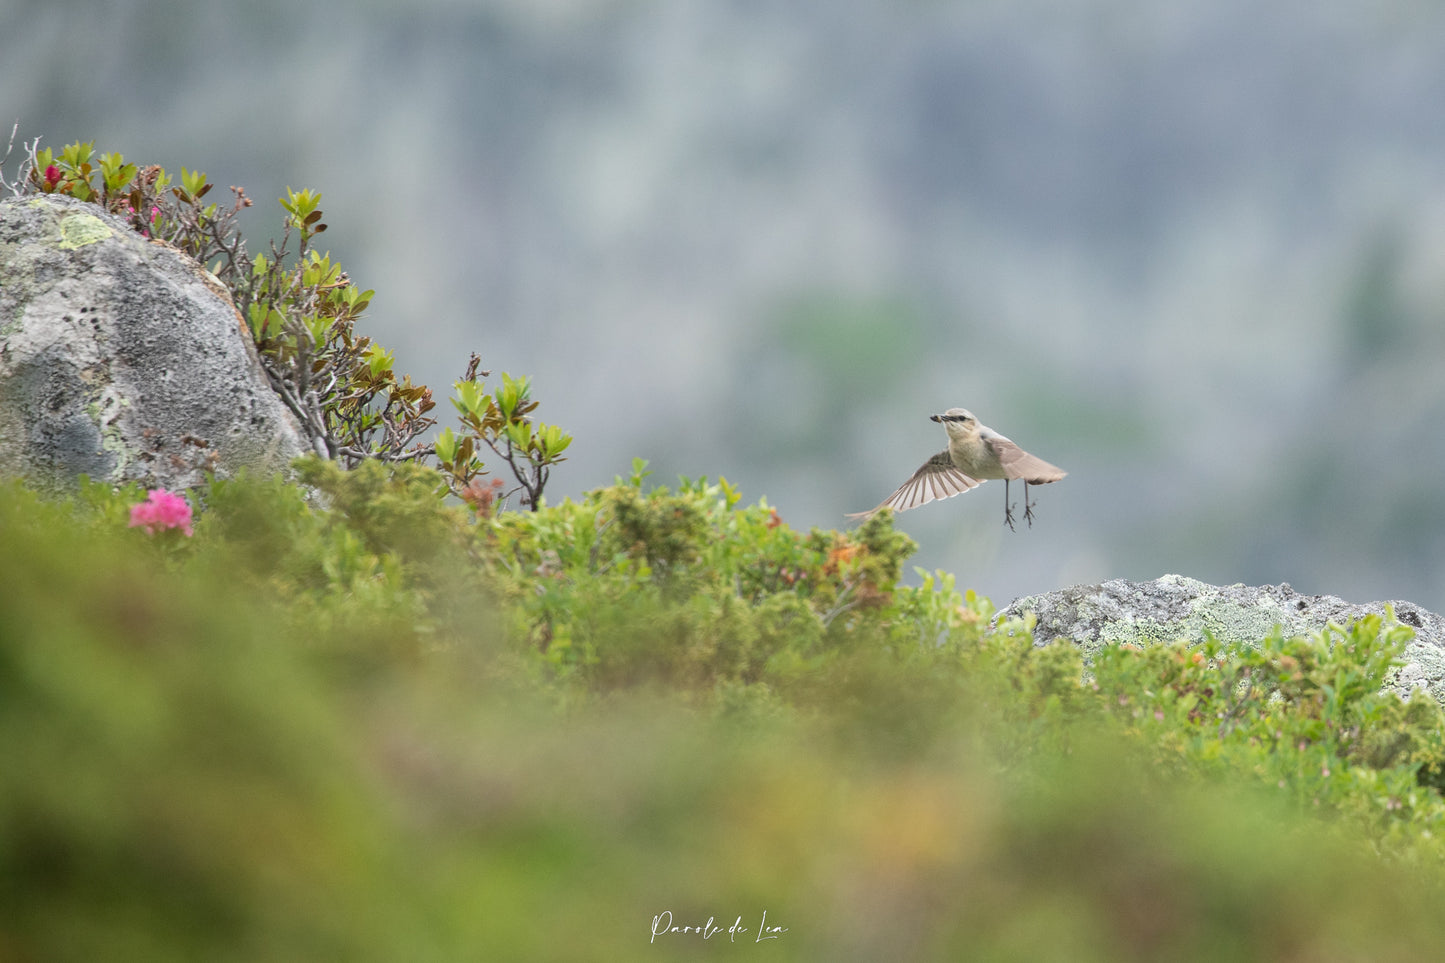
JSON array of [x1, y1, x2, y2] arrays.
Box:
[[480, 461, 937, 690], [1091, 617, 1445, 863]]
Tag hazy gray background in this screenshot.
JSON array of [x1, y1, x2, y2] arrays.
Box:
[[6, 0, 1445, 610]]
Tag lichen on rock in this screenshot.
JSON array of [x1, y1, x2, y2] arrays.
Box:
[[0, 193, 306, 491], [1000, 574, 1445, 704]]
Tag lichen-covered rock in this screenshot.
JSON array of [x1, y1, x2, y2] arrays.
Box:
[[0, 193, 307, 491], [1000, 574, 1445, 703]]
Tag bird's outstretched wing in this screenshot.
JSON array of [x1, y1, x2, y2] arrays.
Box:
[[983, 433, 1067, 484], [846, 450, 983, 519]]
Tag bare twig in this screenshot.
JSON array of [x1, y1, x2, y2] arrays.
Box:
[[0, 121, 20, 195]]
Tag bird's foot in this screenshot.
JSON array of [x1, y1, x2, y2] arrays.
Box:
[[1003, 502, 1017, 532], [1023, 501, 1037, 527]]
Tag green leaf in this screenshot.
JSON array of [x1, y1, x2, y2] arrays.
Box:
[[301, 251, 342, 288], [536, 424, 572, 459], [179, 167, 208, 202], [496, 372, 531, 420], [281, 187, 323, 231], [364, 343, 395, 378], [452, 379, 487, 419], [342, 287, 373, 313], [434, 427, 458, 465], [59, 141, 94, 171], [718, 477, 741, 509], [627, 457, 653, 488], [505, 421, 533, 451], [264, 307, 287, 340], [97, 152, 137, 193], [303, 314, 333, 346]]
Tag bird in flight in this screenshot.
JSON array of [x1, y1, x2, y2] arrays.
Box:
[[850, 407, 1066, 530]]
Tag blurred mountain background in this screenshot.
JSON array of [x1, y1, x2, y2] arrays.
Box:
[[5, 0, 1445, 611]]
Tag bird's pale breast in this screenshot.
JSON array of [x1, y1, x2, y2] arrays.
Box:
[[948, 436, 1006, 479]]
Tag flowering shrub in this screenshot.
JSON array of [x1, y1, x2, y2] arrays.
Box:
[[127, 489, 193, 536], [1, 132, 570, 511]]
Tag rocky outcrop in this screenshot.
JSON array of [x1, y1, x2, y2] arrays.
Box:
[[1000, 574, 1445, 703], [0, 193, 306, 491]]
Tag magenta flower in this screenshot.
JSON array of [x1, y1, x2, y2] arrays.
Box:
[[44, 165, 62, 187], [129, 489, 194, 536], [125, 203, 163, 236]]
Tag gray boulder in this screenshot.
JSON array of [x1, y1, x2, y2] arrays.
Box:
[[0, 193, 307, 491], [999, 574, 1445, 703]]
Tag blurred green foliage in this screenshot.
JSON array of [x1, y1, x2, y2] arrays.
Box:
[[6, 466, 1445, 960], [1092, 619, 1445, 862], [483, 459, 925, 691]]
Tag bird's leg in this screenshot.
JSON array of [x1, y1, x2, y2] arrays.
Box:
[[1023, 482, 1037, 527], [1003, 479, 1017, 532]]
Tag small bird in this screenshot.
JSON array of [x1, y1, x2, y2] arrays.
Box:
[[850, 407, 1066, 530]]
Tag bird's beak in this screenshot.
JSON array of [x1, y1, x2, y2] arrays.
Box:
[[929, 414, 942, 423]]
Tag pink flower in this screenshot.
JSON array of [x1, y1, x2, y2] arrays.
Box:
[[129, 489, 194, 536], [44, 165, 62, 187], [125, 203, 162, 236]]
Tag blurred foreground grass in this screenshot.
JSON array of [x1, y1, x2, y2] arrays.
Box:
[[4, 469, 1445, 961]]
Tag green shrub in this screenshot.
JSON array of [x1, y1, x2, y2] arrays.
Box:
[[480, 462, 930, 690], [0, 480, 416, 961], [7, 474, 1445, 960], [1091, 616, 1445, 862]]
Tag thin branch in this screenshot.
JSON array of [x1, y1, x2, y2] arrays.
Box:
[[820, 580, 861, 628], [0, 121, 20, 194]]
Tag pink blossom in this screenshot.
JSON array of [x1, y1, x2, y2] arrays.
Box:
[[44, 165, 62, 187], [129, 489, 194, 536], [123, 203, 162, 237]]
